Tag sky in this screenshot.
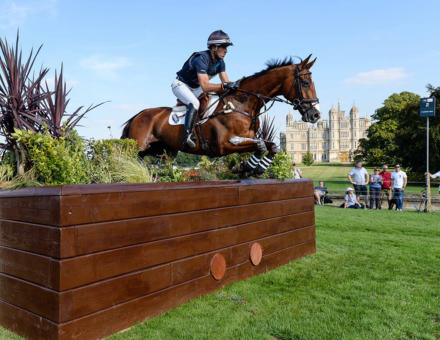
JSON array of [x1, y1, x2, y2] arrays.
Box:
[[1, 0, 439, 142]]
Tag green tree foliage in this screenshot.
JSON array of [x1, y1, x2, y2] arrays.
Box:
[[355, 88, 440, 173], [302, 151, 314, 166], [355, 92, 419, 166]]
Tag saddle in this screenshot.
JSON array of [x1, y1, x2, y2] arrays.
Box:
[[176, 93, 210, 118]]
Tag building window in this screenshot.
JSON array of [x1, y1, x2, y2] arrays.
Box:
[[301, 143, 306, 150], [290, 144, 293, 150], [341, 122, 348, 128]]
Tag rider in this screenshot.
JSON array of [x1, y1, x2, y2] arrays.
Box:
[[172, 30, 238, 150]]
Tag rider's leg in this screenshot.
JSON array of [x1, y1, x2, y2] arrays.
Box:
[[171, 79, 201, 149]]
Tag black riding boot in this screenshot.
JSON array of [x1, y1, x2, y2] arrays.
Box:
[[182, 104, 197, 150]]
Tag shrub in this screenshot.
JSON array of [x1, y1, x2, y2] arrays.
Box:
[[263, 151, 293, 179], [12, 129, 89, 185], [87, 139, 150, 184], [302, 151, 314, 166]]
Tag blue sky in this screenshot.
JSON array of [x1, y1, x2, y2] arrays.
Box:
[[1, 0, 439, 141]]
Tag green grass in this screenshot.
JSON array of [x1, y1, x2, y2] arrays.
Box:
[[1, 208, 439, 339]]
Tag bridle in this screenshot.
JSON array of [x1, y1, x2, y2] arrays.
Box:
[[196, 64, 320, 129], [225, 64, 319, 123]]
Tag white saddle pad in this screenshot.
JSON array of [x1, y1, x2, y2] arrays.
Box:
[[167, 95, 221, 126], [168, 106, 187, 125]]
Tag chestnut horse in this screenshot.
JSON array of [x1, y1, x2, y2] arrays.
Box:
[[121, 54, 320, 174]]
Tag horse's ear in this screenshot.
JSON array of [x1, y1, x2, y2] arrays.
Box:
[[300, 54, 312, 68], [305, 57, 317, 69]]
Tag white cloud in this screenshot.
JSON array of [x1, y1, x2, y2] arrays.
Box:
[[80, 56, 131, 72], [344, 68, 409, 85], [80, 55, 131, 80], [0, 0, 57, 28]]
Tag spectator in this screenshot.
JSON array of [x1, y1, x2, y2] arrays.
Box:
[[314, 181, 328, 205], [379, 165, 392, 209], [369, 168, 382, 209], [343, 187, 364, 209], [292, 163, 303, 179], [347, 160, 369, 208], [391, 164, 407, 211], [428, 171, 440, 194]]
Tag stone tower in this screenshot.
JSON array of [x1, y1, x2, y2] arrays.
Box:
[[350, 103, 360, 150]]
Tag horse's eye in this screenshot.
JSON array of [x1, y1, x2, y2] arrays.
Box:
[[302, 79, 310, 87]]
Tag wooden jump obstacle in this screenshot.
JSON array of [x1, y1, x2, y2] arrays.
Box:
[[0, 179, 316, 339]]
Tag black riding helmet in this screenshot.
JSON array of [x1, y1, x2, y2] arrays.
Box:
[[207, 30, 233, 48]]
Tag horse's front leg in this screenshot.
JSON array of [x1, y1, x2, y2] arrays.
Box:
[[253, 141, 279, 175], [227, 136, 268, 174]]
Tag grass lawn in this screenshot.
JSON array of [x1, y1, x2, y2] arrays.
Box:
[[1, 207, 439, 340], [300, 165, 438, 197]]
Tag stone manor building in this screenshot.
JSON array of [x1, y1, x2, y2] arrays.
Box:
[[280, 103, 371, 163]]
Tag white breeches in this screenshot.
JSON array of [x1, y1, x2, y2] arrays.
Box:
[[171, 79, 219, 117]]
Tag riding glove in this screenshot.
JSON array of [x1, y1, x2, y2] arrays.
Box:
[[224, 81, 240, 91]]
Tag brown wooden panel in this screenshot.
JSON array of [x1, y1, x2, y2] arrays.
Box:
[[59, 197, 312, 258], [0, 186, 61, 198], [0, 220, 60, 257], [238, 180, 314, 205], [57, 240, 315, 340], [59, 181, 239, 195], [0, 246, 59, 289], [59, 186, 239, 226], [59, 212, 314, 290], [0, 299, 58, 340], [0, 195, 60, 225], [0, 274, 59, 322], [57, 225, 314, 322]]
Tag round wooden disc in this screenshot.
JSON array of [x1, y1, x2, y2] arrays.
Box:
[[210, 253, 226, 281], [250, 242, 263, 266]]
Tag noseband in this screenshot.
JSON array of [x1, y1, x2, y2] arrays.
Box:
[[286, 66, 319, 116]]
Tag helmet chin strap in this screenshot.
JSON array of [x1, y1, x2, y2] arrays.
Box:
[[213, 46, 220, 60]]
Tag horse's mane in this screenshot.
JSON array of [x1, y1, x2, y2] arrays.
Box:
[[244, 56, 301, 80]]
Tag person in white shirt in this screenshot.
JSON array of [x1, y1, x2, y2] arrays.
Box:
[[347, 160, 369, 208], [391, 164, 407, 211], [343, 187, 363, 209], [292, 163, 303, 179], [428, 171, 440, 193]]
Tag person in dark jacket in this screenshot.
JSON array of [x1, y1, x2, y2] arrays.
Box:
[[172, 30, 238, 150]]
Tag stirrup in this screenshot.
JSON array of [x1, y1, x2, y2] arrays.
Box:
[[182, 135, 196, 149]]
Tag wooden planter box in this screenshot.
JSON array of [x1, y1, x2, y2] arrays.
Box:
[[0, 179, 316, 340]]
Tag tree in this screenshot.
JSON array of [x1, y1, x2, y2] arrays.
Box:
[[302, 151, 314, 166], [355, 88, 440, 173]]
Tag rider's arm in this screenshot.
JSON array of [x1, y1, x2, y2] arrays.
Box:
[[219, 72, 230, 83], [197, 73, 224, 93]]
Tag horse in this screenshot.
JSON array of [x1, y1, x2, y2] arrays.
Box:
[[121, 54, 320, 175]]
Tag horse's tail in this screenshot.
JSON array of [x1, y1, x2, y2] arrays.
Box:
[[120, 111, 143, 139]]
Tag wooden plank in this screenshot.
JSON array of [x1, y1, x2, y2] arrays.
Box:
[[0, 299, 58, 340], [57, 240, 315, 340], [0, 246, 59, 290], [238, 179, 314, 204], [59, 197, 312, 258], [57, 225, 314, 322], [59, 181, 239, 195], [59, 186, 239, 226], [0, 219, 60, 257], [0, 195, 60, 225], [0, 274, 59, 322], [59, 212, 314, 290]]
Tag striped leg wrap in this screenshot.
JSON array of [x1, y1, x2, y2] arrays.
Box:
[[247, 155, 260, 169], [258, 156, 273, 170]]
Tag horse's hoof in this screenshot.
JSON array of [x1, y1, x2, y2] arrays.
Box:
[[253, 165, 265, 176]]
